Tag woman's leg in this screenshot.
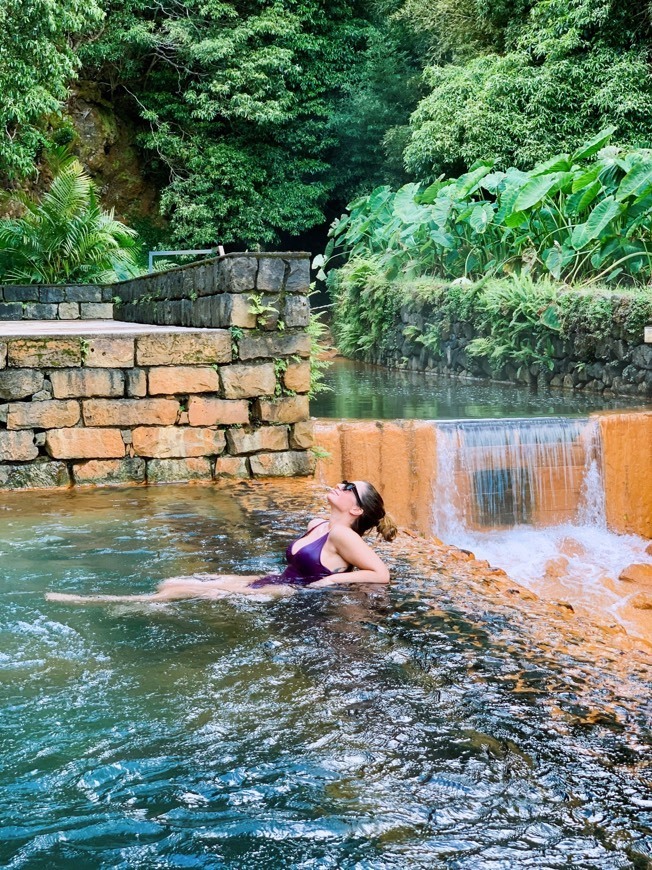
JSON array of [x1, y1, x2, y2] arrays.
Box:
[[45, 574, 293, 604]]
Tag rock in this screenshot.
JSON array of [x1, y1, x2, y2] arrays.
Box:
[[215, 456, 250, 478], [85, 337, 135, 368], [0, 341, 6, 368], [136, 331, 231, 365], [0, 460, 69, 489], [226, 426, 289, 455], [39, 287, 65, 303], [283, 360, 311, 393], [148, 366, 220, 395], [282, 295, 310, 328], [290, 421, 314, 449], [50, 369, 125, 399], [0, 370, 45, 400], [126, 369, 147, 397], [254, 395, 310, 424], [238, 332, 310, 361], [7, 400, 80, 430], [0, 430, 39, 461], [4, 286, 35, 302], [217, 294, 256, 328], [558, 537, 586, 559], [132, 426, 226, 458], [8, 337, 81, 368], [82, 398, 179, 427], [45, 428, 126, 459], [80, 303, 113, 319], [146, 457, 213, 484], [0, 303, 23, 319], [58, 302, 80, 319], [646, 542, 652, 556], [65, 286, 102, 303], [632, 344, 652, 370], [221, 256, 257, 293], [24, 303, 58, 319], [618, 563, 652, 585], [72, 457, 146, 486], [250, 450, 315, 477], [285, 258, 310, 293], [630, 592, 652, 610], [256, 257, 285, 292], [187, 397, 249, 426], [220, 363, 276, 399]]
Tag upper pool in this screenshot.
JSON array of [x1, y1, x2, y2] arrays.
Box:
[[311, 359, 651, 419]]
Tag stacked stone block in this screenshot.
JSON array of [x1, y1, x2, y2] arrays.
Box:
[[0, 285, 113, 320], [0, 251, 315, 490]]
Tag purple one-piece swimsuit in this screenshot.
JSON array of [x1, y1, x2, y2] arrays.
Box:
[[249, 522, 346, 588]]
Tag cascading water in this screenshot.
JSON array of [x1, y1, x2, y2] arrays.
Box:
[[434, 417, 605, 537], [432, 416, 648, 633]]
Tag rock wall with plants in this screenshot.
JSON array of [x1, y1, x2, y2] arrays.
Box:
[[330, 265, 652, 397]]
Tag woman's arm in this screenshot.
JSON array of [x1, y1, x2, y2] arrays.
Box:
[[312, 525, 390, 586]]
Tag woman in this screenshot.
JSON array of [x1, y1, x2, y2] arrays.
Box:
[[46, 481, 397, 604]]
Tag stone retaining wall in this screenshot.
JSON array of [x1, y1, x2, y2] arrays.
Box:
[[0, 285, 113, 321], [0, 326, 314, 489], [114, 252, 310, 330], [369, 296, 652, 398], [0, 251, 317, 489]]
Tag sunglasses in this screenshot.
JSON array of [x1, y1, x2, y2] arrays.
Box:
[[341, 480, 363, 509]]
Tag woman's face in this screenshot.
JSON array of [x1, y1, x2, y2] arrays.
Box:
[[327, 481, 365, 513]]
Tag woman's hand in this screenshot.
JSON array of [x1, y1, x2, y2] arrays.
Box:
[[308, 577, 338, 588]]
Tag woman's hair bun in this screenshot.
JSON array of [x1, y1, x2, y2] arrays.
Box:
[[376, 514, 398, 542]]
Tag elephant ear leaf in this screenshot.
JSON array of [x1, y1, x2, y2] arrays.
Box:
[[512, 173, 561, 213], [540, 304, 561, 332], [571, 196, 622, 249], [616, 162, 652, 201], [571, 126, 616, 162]]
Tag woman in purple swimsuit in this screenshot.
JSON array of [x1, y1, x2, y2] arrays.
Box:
[[46, 481, 397, 604]]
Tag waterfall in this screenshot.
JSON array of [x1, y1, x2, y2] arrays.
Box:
[[433, 417, 606, 538]]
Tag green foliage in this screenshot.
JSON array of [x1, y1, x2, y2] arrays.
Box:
[[0, 156, 139, 284], [325, 131, 652, 287], [402, 0, 652, 177], [247, 293, 279, 330], [80, 0, 373, 248], [0, 0, 102, 180], [306, 311, 333, 399]]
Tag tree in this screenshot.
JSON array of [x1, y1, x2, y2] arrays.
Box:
[[0, 0, 103, 180], [0, 156, 139, 283], [401, 0, 652, 178], [80, 0, 373, 248]]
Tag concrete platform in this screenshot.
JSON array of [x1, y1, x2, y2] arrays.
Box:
[[0, 320, 220, 337]]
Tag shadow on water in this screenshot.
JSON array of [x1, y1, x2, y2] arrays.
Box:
[[0, 482, 651, 868]]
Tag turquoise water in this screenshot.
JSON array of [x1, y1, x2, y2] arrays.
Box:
[[1, 483, 651, 868], [312, 359, 651, 419]]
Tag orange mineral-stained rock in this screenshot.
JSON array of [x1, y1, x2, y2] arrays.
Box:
[[132, 426, 226, 458], [255, 395, 310, 424], [600, 411, 652, 538], [187, 397, 249, 426], [136, 332, 231, 366], [618, 563, 652, 585], [82, 398, 179, 427], [45, 427, 125, 460], [84, 337, 135, 368], [283, 360, 311, 393], [7, 399, 80, 430], [148, 366, 220, 395], [220, 363, 276, 399]]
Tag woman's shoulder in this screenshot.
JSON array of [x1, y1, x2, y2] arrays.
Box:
[[306, 517, 328, 532]]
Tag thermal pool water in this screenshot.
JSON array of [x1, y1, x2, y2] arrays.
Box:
[[1, 482, 651, 868]]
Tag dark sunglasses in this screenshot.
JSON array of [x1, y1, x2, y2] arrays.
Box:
[[341, 480, 363, 509]]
